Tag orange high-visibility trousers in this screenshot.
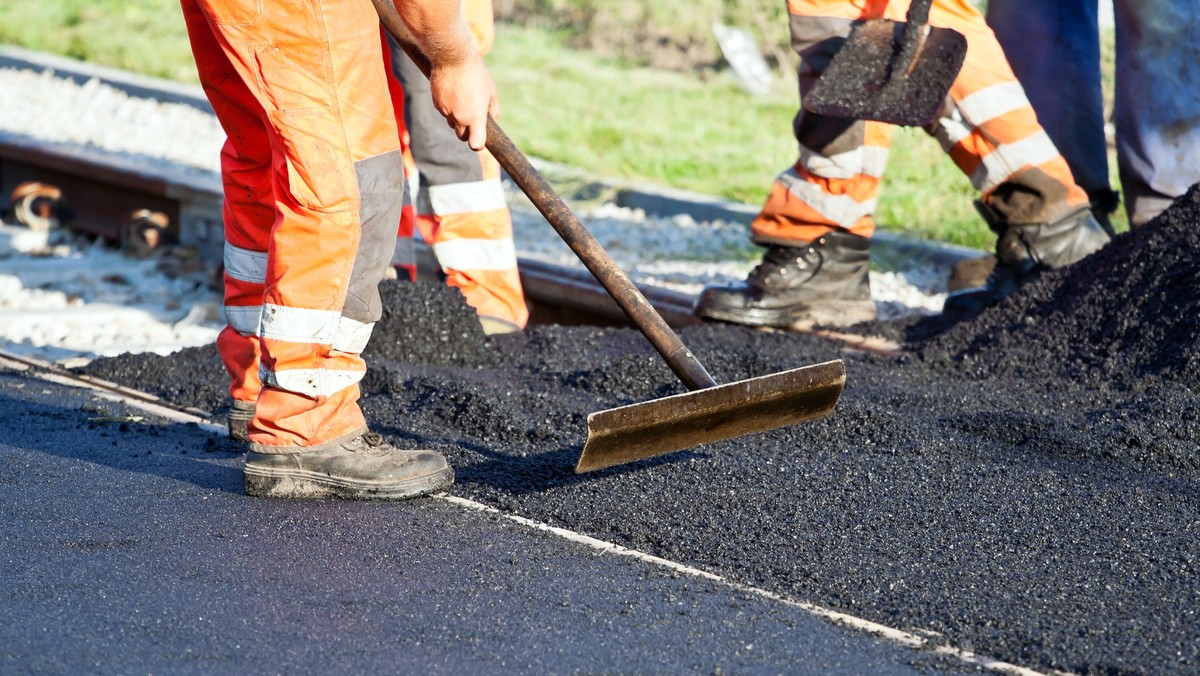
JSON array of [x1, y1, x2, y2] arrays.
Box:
[[384, 0, 528, 332], [182, 0, 405, 451], [754, 0, 1090, 246]]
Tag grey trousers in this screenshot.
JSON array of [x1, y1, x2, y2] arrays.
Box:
[[987, 0, 1200, 227]]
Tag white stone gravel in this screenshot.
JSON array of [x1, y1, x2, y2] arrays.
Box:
[[0, 64, 948, 365], [506, 196, 949, 318], [0, 68, 224, 173], [0, 225, 222, 366]]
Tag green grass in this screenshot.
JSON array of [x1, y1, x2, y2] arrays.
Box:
[[488, 25, 986, 247], [0, 2, 1121, 248], [488, 26, 796, 204], [0, 0, 196, 83], [875, 129, 981, 244]]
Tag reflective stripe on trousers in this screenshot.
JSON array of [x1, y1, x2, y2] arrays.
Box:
[[182, 0, 404, 449], [385, 29, 529, 331], [754, 0, 1090, 247]]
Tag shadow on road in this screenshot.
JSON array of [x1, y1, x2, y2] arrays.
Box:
[[1, 389, 243, 495]]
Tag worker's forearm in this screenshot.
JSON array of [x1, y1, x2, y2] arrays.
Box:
[[378, 0, 499, 151], [392, 0, 477, 68]]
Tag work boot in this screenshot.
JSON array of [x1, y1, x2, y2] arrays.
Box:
[[228, 399, 255, 442], [693, 231, 875, 327], [948, 255, 996, 293], [943, 205, 1110, 314], [479, 316, 521, 335], [243, 431, 454, 500]]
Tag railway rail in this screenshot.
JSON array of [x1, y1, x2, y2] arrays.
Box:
[[0, 126, 706, 324], [0, 125, 912, 356]]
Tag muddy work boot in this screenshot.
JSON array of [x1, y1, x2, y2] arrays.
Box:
[[227, 399, 255, 442], [243, 431, 454, 500], [944, 205, 1110, 314], [693, 231, 874, 327]]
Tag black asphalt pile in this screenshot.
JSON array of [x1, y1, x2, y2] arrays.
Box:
[[77, 189, 1200, 674], [364, 281, 495, 368], [917, 184, 1200, 389]]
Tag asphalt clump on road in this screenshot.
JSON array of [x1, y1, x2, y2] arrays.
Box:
[[79, 186, 1200, 674]]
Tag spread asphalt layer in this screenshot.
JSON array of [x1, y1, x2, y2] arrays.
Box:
[[78, 187, 1200, 674], [0, 366, 984, 675]]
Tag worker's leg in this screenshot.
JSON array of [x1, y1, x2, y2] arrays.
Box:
[[181, 0, 270, 442], [922, 0, 1091, 224], [749, 1, 901, 247], [1112, 0, 1200, 227], [186, 0, 394, 449], [388, 39, 528, 333], [694, 1, 887, 327], [182, 0, 452, 498], [922, 0, 1110, 312], [986, 0, 1117, 222], [762, 0, 1097, 232], [381, 38, 421, 283]]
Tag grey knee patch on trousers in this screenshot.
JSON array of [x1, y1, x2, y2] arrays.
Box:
[[343, 149, 405, 325]]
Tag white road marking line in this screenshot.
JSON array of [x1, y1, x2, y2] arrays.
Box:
[[0, 351, 225, 434], [440, 494, 1053, 676], [3, 350, 1051, 676]]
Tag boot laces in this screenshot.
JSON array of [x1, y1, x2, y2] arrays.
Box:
[[347, 432, 391, 456], [749, 244, 818, 286]]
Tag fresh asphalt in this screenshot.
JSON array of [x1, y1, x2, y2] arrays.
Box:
[[0, 366, 989, 674], [0, 53, 999, 671]]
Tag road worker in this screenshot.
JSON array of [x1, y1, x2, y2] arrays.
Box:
[[987, 0, 1200, 229], [693, 0, 1111, 326], [385, 0, 529, 335], [182, 0, 496, 499]]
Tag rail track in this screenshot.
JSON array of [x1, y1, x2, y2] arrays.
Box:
[[0, 62, 693, 333], [2, 46, 1000, 358], [0, 123, 914, 357], [0, 126, 706, 324]]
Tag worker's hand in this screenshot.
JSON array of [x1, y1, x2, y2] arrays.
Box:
[[429, 54, 499, 151], [383, 0, 498, 149]]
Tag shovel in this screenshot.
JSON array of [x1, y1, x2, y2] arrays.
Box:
[[802, 0, 967, 126], [373, 3, 846, 473]]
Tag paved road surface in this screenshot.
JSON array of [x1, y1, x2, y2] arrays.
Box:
[[0, 366, 982, 674]]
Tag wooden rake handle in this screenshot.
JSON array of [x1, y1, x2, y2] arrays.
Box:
[[372, 0, 718, 391], [899, 0, 933, 76]]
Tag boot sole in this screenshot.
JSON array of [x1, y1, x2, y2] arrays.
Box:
[[243, 464, 454, 500], [696, 299, 876, 328]]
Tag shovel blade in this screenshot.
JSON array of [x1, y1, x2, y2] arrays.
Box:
[[803, 19, 967, 126], [575, 359, 845, 473]]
